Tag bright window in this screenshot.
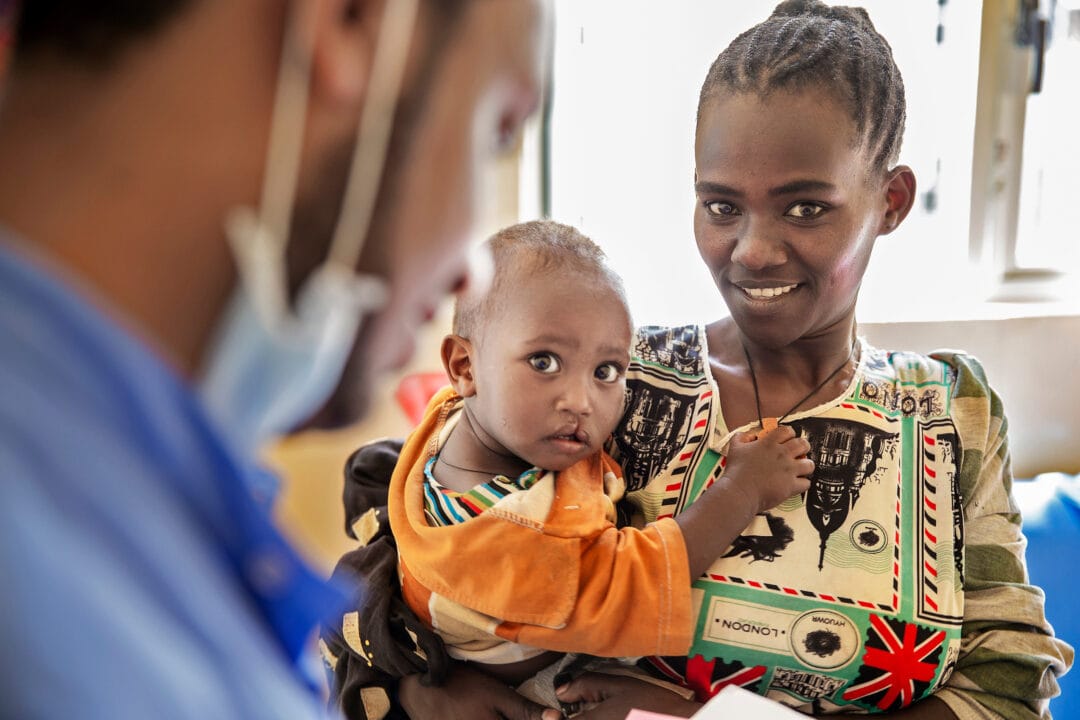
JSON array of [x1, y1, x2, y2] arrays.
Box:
[[1014, 1, 1080, 274]]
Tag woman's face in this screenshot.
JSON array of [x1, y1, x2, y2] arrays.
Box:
[[693, 88, 903, 350]]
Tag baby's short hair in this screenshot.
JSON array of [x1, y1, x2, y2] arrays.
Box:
[[453, 220, 627, 340]]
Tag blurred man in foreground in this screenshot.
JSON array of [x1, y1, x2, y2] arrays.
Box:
[[0, 1, 549, 717]]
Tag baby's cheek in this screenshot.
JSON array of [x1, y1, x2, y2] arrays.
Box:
[[597, 405, 624, 441]]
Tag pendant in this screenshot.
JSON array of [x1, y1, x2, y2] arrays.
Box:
[[759, 417, 779, 436]]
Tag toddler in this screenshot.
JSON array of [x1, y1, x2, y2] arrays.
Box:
[[387, 220, 812, 702]]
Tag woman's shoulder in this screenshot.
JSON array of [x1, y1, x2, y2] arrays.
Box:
[[859, 344, 1002, 442], [861, 342, 991, 392]]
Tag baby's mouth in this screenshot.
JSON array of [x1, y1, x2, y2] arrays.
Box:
[[551, 428, 589, 446]]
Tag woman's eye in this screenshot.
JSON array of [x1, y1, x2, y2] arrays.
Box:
[[594, 363, 621, 383], [528, 353, 560, 374], [785, 202, 825, 219], [705, 201, 738, 217]]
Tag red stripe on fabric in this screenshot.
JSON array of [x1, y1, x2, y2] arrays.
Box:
[[458, 496, 486, 515]]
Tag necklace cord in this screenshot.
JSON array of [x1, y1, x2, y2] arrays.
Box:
[[436, 454, 503, 476], [437, 405, 528, 476], [742, 338, 857, 431]]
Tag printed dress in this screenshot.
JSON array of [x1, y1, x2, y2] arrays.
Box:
[[611, 325, 1067, 719]]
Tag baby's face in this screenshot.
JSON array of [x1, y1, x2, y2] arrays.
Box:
[[467, 268, 632, 472]]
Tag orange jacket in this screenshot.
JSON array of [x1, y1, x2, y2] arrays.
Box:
[[389, 387, 694, 658]]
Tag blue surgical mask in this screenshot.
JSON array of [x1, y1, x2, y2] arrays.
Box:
[[196, 0, 418, 452], [198, 246, 387, 452]]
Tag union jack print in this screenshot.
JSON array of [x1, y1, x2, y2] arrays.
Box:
[[643, 654, 765, 702], [842, 615, 945, 711]]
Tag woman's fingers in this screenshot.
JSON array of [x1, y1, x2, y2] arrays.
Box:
[[399, 667, 559, 720], [553, 672, 613, 705], [554, 673, 701, 719]]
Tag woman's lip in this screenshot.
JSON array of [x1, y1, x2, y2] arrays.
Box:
[[737, 283, 800, 300]]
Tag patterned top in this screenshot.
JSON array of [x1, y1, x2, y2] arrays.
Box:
[[610, 325, 1071, 719], [422, 455, 543, 527]]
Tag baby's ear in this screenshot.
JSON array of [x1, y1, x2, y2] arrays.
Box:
[[441, 335, 477, 397]]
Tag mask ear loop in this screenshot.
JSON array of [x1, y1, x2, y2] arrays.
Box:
[[327, 0, 419, 274], [224, 1, 316, 327], [225, 0, 420, 327]]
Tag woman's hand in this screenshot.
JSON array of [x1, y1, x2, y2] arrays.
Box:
[[553, 673, 702, 719], [399, 664, 562, 720]]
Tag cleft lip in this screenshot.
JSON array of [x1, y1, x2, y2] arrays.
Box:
[[551, 425, 589, 445]]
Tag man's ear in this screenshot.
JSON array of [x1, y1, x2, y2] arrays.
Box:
[[441, 334, 477, 398], [880, 165, 917, 236], [310, 0, 379, 105]]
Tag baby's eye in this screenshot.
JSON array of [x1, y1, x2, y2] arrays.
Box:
[[594, 363, 622, 383], [705, 201, 739, 217], [785, 202, 826, 219], [528, 353, 561, 374]]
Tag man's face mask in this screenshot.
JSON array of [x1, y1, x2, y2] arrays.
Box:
[[198, 0, 419, 453]]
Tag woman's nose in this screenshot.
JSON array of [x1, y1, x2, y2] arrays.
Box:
[[730, 220, 787, 271]]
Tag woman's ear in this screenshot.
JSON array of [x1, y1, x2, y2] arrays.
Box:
[[880, 165, 917, 236], [441, 334, 477, 398], [310, 0, 379, 106]]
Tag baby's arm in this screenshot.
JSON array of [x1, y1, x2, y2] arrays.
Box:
[[481, 433, 810, 657], [674, 425, 812, 579], [394, 430, 810, 660]]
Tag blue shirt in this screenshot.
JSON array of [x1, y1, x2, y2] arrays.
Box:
[[0, 236, 351, 719], [1014, 473, 1080, 720]]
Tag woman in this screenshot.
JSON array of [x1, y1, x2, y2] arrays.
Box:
[[324, 2, 1072, 718]]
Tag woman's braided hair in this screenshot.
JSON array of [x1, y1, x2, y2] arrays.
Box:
[[698, 0, 906, 172]]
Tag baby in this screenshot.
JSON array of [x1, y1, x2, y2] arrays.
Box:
[[387, 220, 812, 701]]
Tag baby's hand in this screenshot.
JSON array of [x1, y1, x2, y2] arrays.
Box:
[[724, 426, 813, 514]]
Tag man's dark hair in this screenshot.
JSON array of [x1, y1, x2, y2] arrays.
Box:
[[14, 0, 469, 67], [698, 0, 906, 172], [14, 0, 194, 64]]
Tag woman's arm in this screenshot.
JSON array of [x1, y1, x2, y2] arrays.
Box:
[[928, 354, 1072, 719]]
